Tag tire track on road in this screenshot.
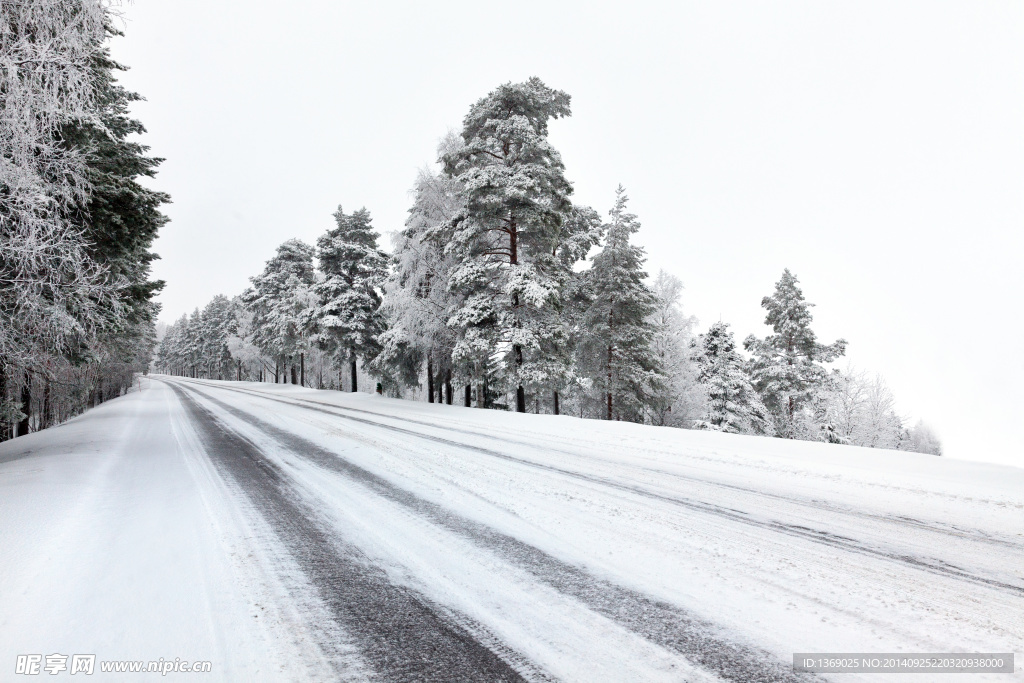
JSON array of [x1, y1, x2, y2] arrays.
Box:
[[185, 379, 1022, 551], [168, 382, 530, 683], [172, 378, 810, 683], [179, 379, 1024, 598]]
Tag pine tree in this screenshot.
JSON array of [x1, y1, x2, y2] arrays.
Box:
[[64, 43, 170, 365], [578, 187, 664, 421], [242, 240, 317, 380], [544, 204, 604, 414], [744, 269, 846, 438], [693, 322, 771, 434], [442, 77, 574, 413], [315, 207, 388, 392], [197, 295, 236, 379]]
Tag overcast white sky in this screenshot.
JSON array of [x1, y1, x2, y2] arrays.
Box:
[[109, 1, 1023, 468]]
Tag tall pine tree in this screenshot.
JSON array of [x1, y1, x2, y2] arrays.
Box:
[[242, 239, 317, 382], [579, 187, 664, 421], [442, 78, 574, 413], [744, 269, 846, 438], [315, 207, 388, 392]]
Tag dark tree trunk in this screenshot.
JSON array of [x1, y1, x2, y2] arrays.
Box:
[[553, 390, 559, 416], [513, 325, 525, 413], [300, 353, 305, 387], [42, 377, 51, 429], [508, 214, 526, 413], [606, 342, 614, 420], [787, 395, 795, 436], [444, 369, 452, 405], [427, 356, 434, 403], [512, 343, 525, 412], [464, 384, 471, 407], [349, 354, 357, 393], [18, 372, 31, 436], [0, 362, 8, 442], [290, 364, 297, 384]]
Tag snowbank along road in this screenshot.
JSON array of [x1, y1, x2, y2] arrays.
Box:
[[1, 376, 1021, 681]]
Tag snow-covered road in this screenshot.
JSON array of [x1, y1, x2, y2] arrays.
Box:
[[1, 377, 1021, 681]]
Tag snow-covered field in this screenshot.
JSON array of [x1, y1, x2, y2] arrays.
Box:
[[1, 376, 1021, 681]]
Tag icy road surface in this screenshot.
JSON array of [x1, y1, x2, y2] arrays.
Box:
[[1, 377, 1021, 681]]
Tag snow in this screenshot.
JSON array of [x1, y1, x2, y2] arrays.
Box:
[[2, 376, 1021, 681], [0, 380, 334, 680]]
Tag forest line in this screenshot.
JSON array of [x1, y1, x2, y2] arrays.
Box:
[[155, 79, 939, 454], [1, 2, 167, 441]]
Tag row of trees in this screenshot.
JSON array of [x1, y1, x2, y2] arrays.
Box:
[[154, 77, 938, 454], [0, 1, 167, 440]]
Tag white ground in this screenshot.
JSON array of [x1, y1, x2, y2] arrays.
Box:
[[1, 376, 1021, 681]]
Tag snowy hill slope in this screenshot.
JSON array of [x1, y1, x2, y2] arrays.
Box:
[[1, 377, 1020, 681]]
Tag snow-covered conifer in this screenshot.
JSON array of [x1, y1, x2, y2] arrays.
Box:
[[442, 78, 574, 413], [242, 240, 318, 382], [578, 187, 664, 421], [744, 269, 846, 438], [315, 208, 388, 392], [197, 296, 236, 379], [693, 322, 771, 434]]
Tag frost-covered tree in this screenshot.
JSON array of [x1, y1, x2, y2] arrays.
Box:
[[442, 77, 574, 413], [744, 269, 846, 438], [225, 297, 267, 381], [375, 147, 466, 401], [856, 374, 904, 449], [905, 420, 941, 455], [1, 0, 115, 363], [578, 187, 664, 421], [811, 366, 921, 450], [693, 322, 772, 434], [315, 207, 388, 392], [242, 240, 318, 382], [648, 271, 705, 427]]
